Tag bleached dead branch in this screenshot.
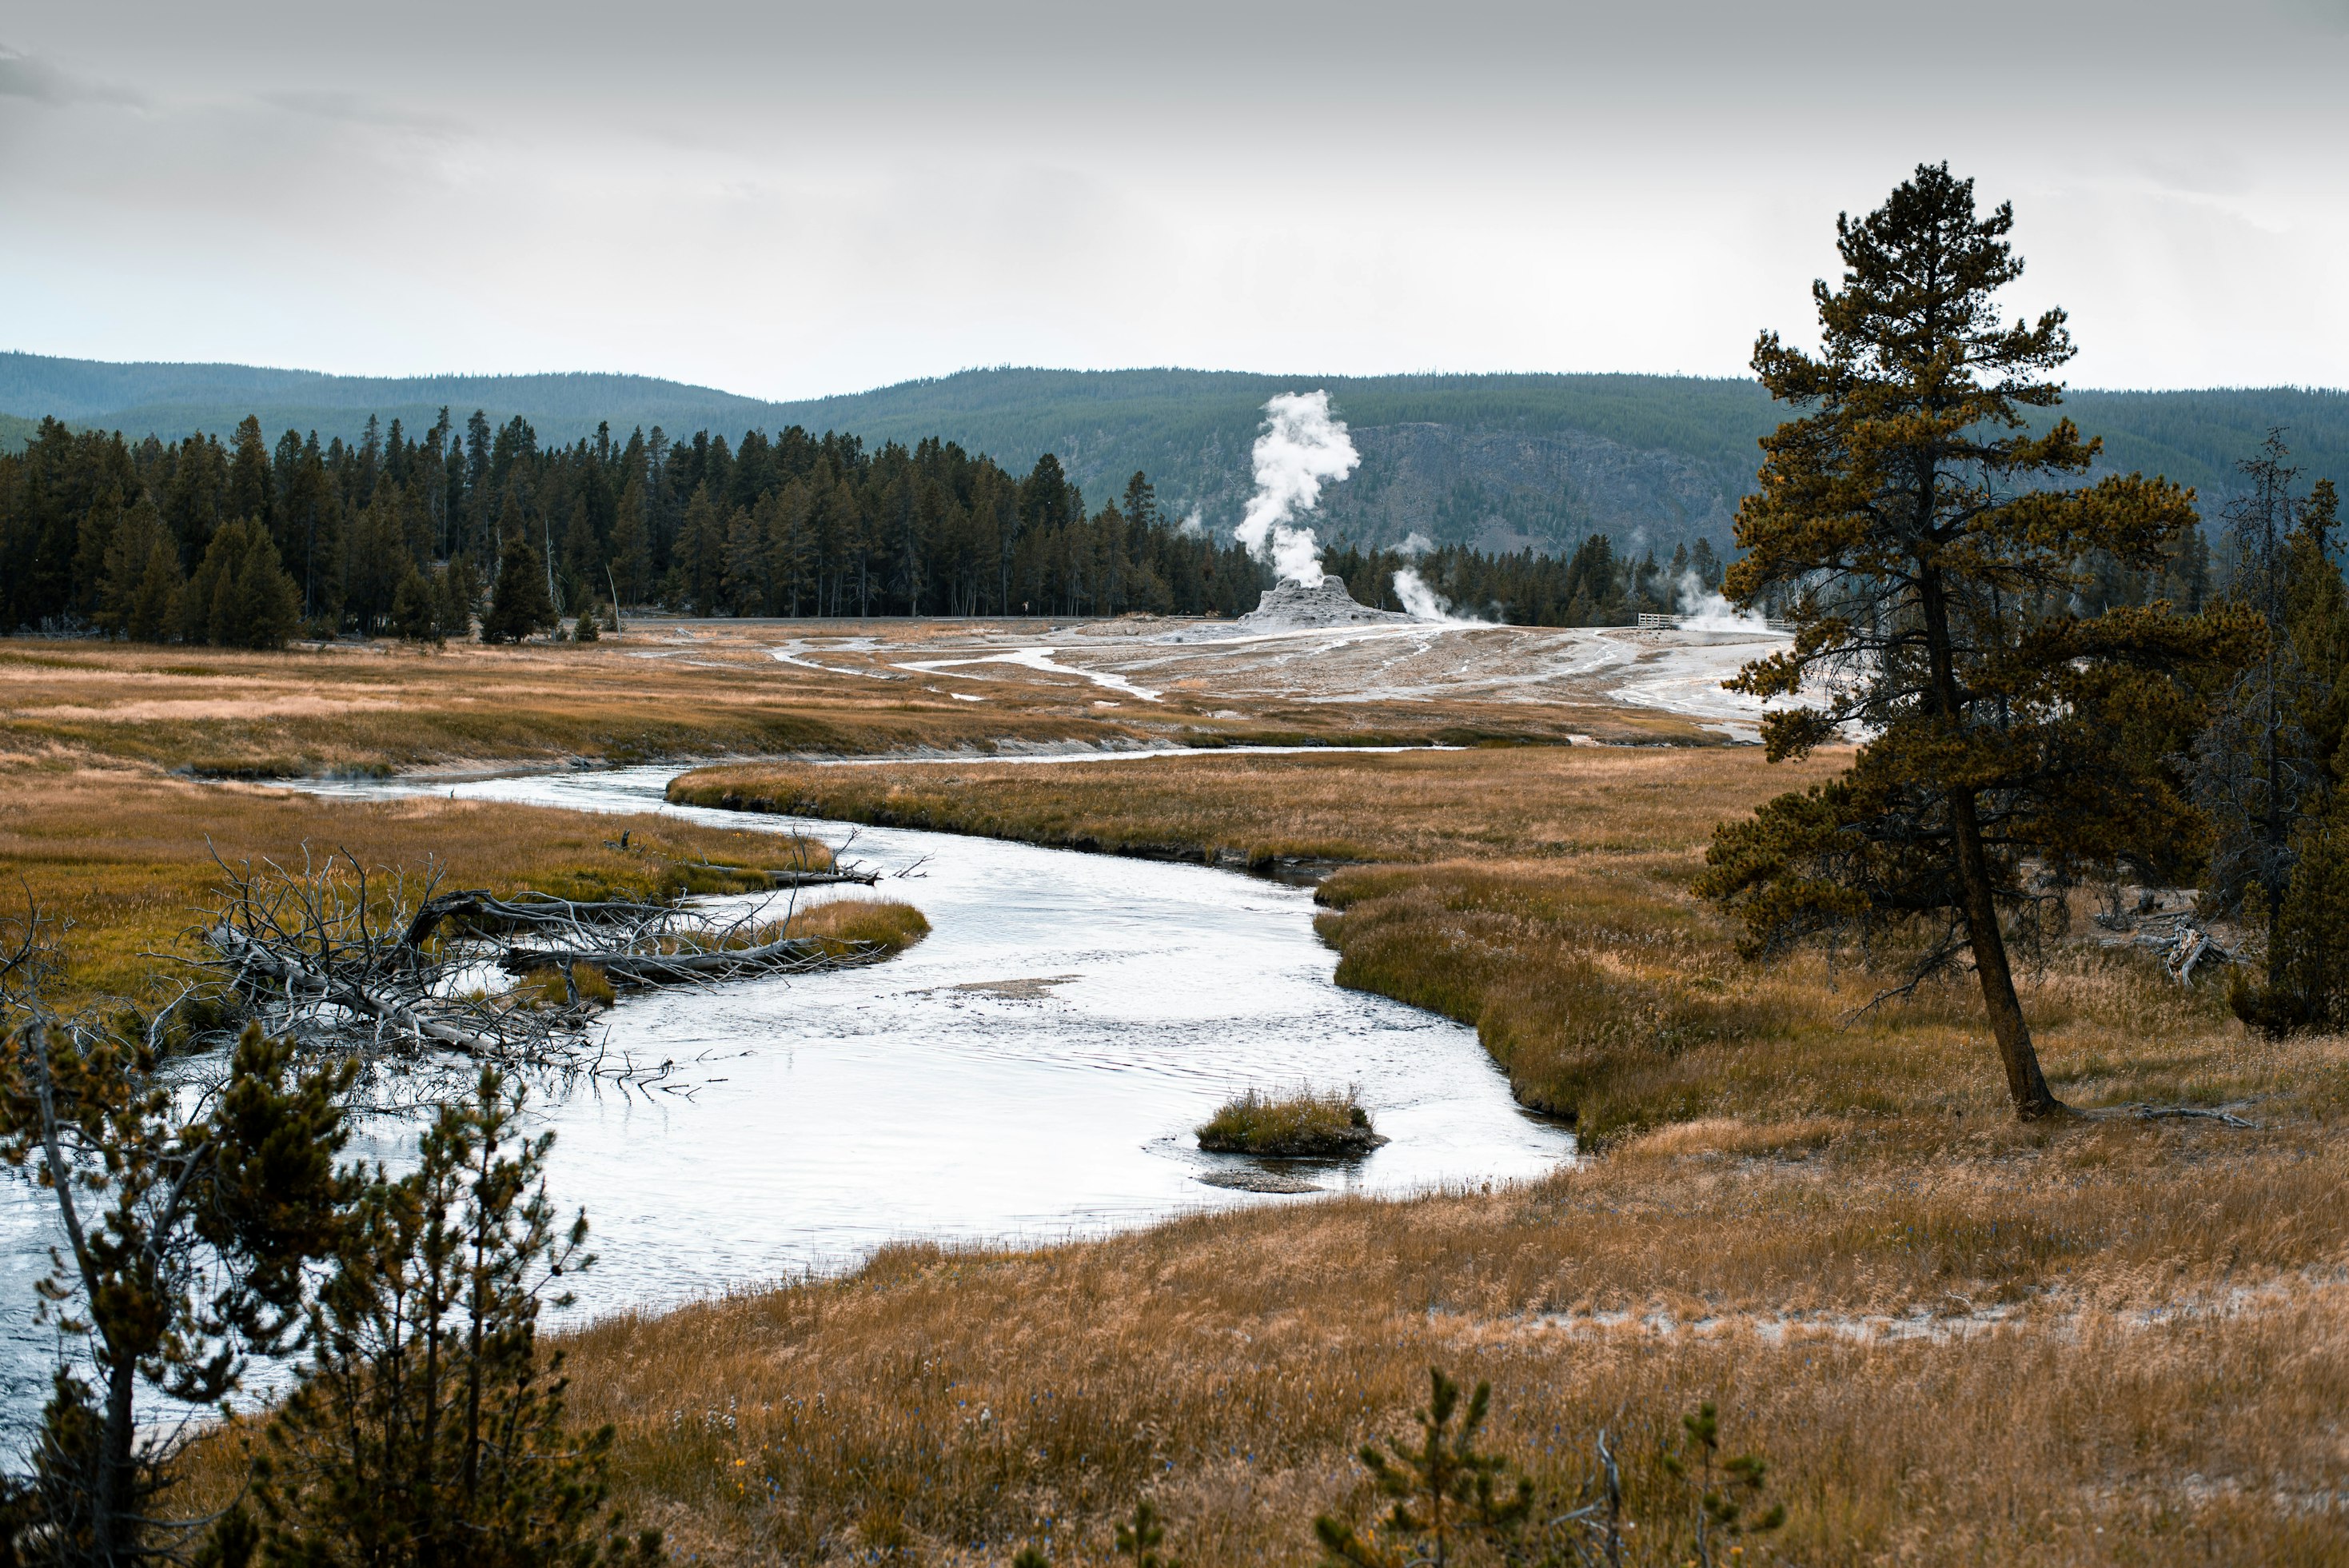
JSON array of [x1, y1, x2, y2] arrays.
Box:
[[192, 845, 895, 1080]]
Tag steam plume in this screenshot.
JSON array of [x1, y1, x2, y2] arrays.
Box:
[[1235, 391, 1358, 585], [1392, 567, 1452, 620], [1393, 567, 1488, 624], [1673, 570, 1774, 632]]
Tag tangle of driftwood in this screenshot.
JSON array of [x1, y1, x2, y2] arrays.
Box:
[[193, 843, 892, 1081]]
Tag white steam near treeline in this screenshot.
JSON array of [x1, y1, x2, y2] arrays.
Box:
[[1673, 570, 1773, 632], [1391, 567, 1454, 620], [1235, 391, 1359, 585]]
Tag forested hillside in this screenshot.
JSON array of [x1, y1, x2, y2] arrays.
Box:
[[5, 355, 2340, 564]]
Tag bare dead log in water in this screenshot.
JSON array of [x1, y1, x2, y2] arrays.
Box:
[[195, 848, 609, 1067], [676, 860, 882, 888], [493, 931, 882, 986], [207, 922, 501, 1058], [399, 890, 678, 949], [193, 844, 897, 1074]]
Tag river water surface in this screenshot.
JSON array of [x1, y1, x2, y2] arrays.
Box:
[[2, 764, 1573, 1439]]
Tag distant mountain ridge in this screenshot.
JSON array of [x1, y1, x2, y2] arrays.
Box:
[[4, 353, 2343, 560]]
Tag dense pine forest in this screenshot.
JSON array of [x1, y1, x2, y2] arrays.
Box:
[[0, 412, 1280, 640], [0, 405, 2235, 644]]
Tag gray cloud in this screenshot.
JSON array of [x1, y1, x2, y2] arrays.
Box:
[[0, 2, 2343, 394], [254, 90, 460, 137], [0, 45, 141, 106]]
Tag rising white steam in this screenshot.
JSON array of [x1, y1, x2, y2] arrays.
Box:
[[1392, 567, 1454, 621], [1398, 530, 1434, 557], [1176, 508, 1206, 538], [1674, 570, 1774, 632], [1235, 391, 1359, 585]]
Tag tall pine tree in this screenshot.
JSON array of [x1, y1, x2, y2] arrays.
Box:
[[1695, 164, 2235, 1119]]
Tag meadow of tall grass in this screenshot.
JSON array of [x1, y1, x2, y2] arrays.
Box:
[[476, 1120, 2347, 1566]]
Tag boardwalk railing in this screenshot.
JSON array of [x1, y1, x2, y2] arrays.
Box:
[[1637, 612, 1799, 633]]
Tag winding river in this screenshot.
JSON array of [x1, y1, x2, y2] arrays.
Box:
[[1, 763, 1574, 1442]]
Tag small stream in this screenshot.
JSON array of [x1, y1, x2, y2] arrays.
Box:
[[0, 763, 1574, 1443]]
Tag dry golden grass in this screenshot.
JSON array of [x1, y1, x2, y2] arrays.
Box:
[[784, 896, 932, 956], [1195, 1085, 1378, 1156], [672, 744, 1821, 867], [167, 1120, 2349, 1567], [35, 652, 2344, 1562], [0, 630, 1683, 777], [0, 757, 847, 999], [504, 1120, 2349, 1568], [0, 637, 1135, 775]]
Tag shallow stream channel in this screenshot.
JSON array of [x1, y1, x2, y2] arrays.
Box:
[[0, 761, 1574, 1442]]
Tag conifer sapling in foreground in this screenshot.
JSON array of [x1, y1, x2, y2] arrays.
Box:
[[0, 900, 354, 1566], [1314, 1367, 1530, 1568]]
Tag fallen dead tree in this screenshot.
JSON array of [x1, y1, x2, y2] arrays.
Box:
[[397, 889, 677, 948], [2094, 905, 2238, 986], [492, 928, 862, 987], [195, 844, 898, 1076], [676, 858, 882, 889], [199, 849, 600, 1069]]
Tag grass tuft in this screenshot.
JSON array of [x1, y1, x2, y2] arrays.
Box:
[[784, 898, 931, 957], [1196, 1087, 1385, 1157], [569, 962, 616, 1007]]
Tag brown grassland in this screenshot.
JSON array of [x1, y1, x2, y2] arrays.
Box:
[[0, 625, 1685, 780], [625, 746, 2349, 1564], [5, 639, 2343, 1564], [0, 760, 849, 1001]]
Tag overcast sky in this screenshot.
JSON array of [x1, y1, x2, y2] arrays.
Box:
[[3, 0, 2345, 399]]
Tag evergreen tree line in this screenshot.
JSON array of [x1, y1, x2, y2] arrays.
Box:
[[2187, 438, 2349, 1033], [0, 412, 1280, 643], [1322, 536, 1731, 624], [0, 401, 2238, 645]]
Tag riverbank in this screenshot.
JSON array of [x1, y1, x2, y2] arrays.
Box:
[[174, 1109, 2348, 1566], [539, 745, 2332, 1563], [672, 747, 2291, 1139], [0, 757, 851, 999]]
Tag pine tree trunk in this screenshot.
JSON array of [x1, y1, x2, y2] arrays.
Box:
[[97, 1354, 137, 1564], [1920, 562, 2066, 1119], [1948, 784, 2064, 1117]]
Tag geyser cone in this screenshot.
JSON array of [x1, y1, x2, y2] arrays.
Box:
[[1234, 574, 1412, 632]]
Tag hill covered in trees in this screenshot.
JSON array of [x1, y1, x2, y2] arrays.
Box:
[[4, 355, 2341, 564]]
